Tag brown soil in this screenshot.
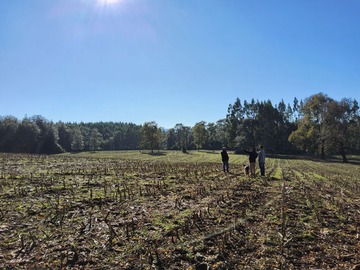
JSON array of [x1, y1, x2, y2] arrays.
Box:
[[0, 154, 359, 269]]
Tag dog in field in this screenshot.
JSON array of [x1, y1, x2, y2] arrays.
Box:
[[243, 164, 250, 177]]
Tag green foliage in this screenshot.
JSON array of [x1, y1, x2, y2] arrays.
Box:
[[89, 128, 103, 152], [289, 93, 360, 161], [71, 128, 84, 152], [0, 93, 359, 158], [174, 123, 192, 151], [0, 116, 19, 152], [140, 121, 161, 153], [193, 121, 207, 150]]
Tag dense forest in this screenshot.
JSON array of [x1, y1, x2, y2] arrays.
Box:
[[1, 93, 359, 161]]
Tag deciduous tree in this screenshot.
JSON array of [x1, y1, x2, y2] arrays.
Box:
[[89, 128, 103, 152], [193, 121, 207, 150], [71, 128, 84, 152], [323, 98, 359, 162], [289, 93, 332, 158], [174, 123, 191, 153], [141, 121, 161, 153]]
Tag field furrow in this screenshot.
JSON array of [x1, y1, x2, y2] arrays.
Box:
[[1, 152, 359, 269]]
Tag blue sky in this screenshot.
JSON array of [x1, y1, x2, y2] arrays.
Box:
[[1, 0, 359, 128]]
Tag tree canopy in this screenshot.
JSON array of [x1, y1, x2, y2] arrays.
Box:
[[1, 93, 359, 162]]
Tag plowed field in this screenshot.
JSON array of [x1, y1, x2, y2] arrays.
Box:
[[1, 152, 360, 269]]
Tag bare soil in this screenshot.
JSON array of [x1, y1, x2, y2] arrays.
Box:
[[1, 153, 360, 269]]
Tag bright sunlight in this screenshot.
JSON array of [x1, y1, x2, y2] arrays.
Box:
[[97, 0, 123, 6], [95, 0, 128, 14]]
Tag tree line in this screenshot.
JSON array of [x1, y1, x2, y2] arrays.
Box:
[[1, 93, 359, 161]]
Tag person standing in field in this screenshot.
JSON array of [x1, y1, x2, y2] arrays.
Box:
[[243, 147, 258, 177], [221, 147, 229, 173], [258, 145, 266, 176]]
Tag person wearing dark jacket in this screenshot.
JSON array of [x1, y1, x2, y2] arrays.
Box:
[[258, 145, 266, 176], [243, 148, 258, 177], [221, 147, 229, 173]]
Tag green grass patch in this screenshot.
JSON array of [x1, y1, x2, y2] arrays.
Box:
[[58, 150, 248, 164]]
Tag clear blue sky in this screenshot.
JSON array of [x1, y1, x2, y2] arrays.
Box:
[[1, 0, 359, 128]]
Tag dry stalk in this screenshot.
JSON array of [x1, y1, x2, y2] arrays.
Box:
[[278, 182, 292, 257]]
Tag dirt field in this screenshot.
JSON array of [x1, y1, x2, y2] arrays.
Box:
[[1, 152, 360, 269]]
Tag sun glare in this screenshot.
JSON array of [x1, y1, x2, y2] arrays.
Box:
[[97, 0, 122, 6], [95, 0, 127, 13]]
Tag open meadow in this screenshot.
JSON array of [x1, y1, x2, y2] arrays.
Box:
[[1, 151, 360, 269]]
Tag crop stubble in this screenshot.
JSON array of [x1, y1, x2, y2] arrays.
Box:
[[0, 153, 360, 269]]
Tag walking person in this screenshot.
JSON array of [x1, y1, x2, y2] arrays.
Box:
[[258, 145, 266, 176], [221, 147, 229, 173], [243, 147, 258, 177]]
